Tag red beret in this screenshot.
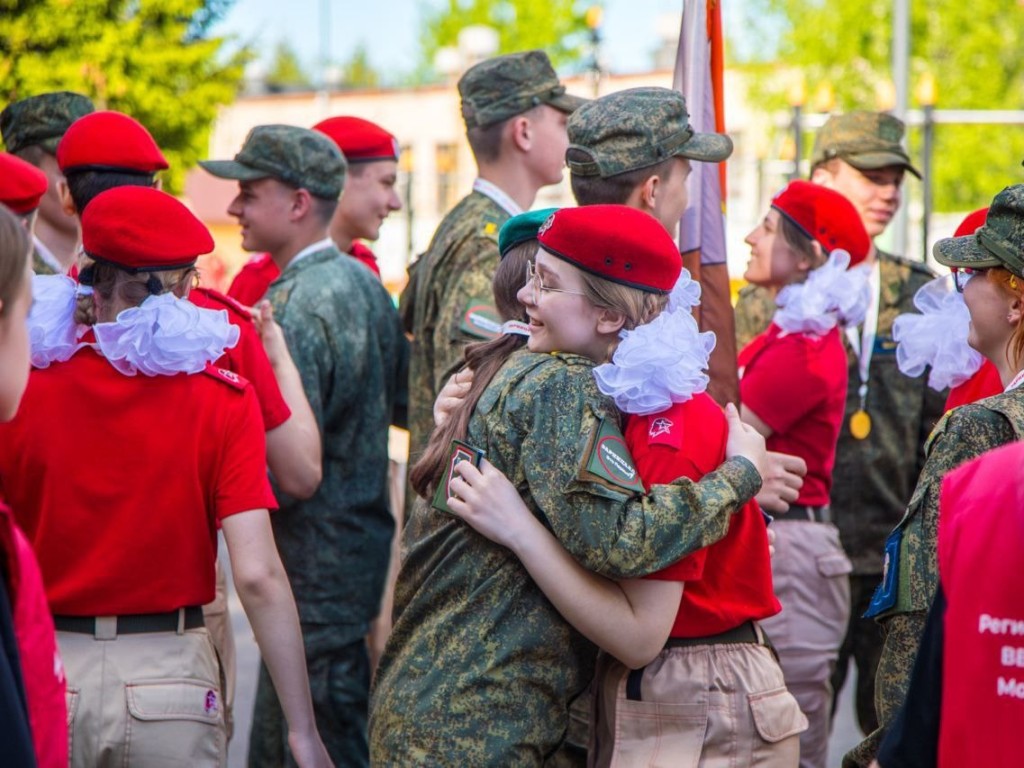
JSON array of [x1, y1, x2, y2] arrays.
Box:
[[57, 110, 168, 174], [771, 180, 871, 267], [0, 152, 48, 214], [81, 186, 213, 272], [312, 116, 399, 163], [537, 205, 681, 293], [954, 207, 988, 238]]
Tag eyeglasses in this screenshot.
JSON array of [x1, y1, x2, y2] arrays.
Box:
[[952, 267, 984, 293], [524, 260, 587, 305]]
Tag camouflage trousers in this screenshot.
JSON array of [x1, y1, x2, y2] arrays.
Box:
[[842, 611, 927, 768], [248, 624, 370, 768]]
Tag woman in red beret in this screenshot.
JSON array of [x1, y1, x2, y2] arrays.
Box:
[[0, 204, 68, 768], [0, 187, 331, 767], [373, 204, 775, 766], [738, 179, 872, 768]]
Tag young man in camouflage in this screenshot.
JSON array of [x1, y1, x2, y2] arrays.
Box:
[[733, 112, 947, 755], [202, 125, 408, 768], [0, 90, 94, 274], [402, 49, 585, 505]]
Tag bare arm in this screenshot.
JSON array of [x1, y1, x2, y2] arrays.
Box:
[[740, 404, 774, 438], [258, 301, 323, 499], [221, 510, 332, 768], [449, 459, 682, 669]]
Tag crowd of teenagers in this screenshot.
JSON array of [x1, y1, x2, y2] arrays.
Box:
[[0, 46, 1021, 768]]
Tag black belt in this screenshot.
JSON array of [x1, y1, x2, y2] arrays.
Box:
[[788, 504, 832, 524], [664, 620, 765, 649], [54, 606, 205, 636]]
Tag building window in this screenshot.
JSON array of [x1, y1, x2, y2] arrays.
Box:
[[436, 143, 459, 214]]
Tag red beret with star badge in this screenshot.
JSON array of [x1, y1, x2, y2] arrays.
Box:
[[771, 180, 871, 267], [0, 152, 48, 214], [81, 186, 213, 272], [312, 116, 400, 163], [537, 205, 682, 294], [57, 110, 169, 174]]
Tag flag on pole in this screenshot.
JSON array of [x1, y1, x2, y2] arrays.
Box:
[[674, 0, 739, 406]]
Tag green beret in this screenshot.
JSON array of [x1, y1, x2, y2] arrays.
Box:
[[200, 124, 346, 200], [498, 208, 559, 258], [1, 91, 95, 155]]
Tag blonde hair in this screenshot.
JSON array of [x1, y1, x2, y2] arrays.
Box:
[[988, 267, 1024, 370], [577, 270, 670, 335]]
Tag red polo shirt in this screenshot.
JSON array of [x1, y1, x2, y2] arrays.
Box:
[[0, 349, 276, 615], [738, 323, 848, 506], [190, 287, 291, 432], [945, 360, 1002, 410], [626, 394, 779, 638]]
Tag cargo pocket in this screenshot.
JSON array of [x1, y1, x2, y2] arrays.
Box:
[[816, 550, 853, 646], [125, 678, 224, 766], [749, 686, 808, 743], [609, 699, 708, 768], [66, 686, 79, 760]]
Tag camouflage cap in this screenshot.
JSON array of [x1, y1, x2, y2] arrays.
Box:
[[0, 91, 95, 155], [200, 124, 346, 200], [459, 50, 587, 130], [566, 87, 733, 178], [934, 185, 1024, 278], [811, 111, 921, 179]]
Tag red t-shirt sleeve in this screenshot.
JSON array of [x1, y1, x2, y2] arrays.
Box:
[[227, 255, 280, 306], [215, 385, 278, 518], [741, 333, 829, 434], [223, 320, 292, 431]]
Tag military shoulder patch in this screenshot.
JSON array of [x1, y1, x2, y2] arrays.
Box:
[[459, 297, 502, 340], [578, 417, 645, 495], [431, 440, 486, 514], [202, 363, 248, 391]]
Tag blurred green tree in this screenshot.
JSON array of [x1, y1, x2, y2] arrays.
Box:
[[418, 0, 590, 77], [265, 40, 312, 92], [0, 0, 247, 193], [341, 43, 381, 89], [735, 0, 1024, 211]]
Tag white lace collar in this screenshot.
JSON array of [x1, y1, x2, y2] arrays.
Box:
[[593, 269, 714, 416], [772, 251, 871, 337], [28, 274, 239, 376]]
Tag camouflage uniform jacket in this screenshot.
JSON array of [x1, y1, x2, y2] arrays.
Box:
[[405, 190, 508, 476], [734, 251, 945, 574], [844, 386, 1024, 768], [370, 349, 761, 766], [268, 246, 408, 630]]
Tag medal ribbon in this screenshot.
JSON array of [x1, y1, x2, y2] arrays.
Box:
[[845, 260, 881, 437]]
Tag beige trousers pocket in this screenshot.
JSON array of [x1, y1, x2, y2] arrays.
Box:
[[125, 678, 224, 767], [65, 686, 80, 762], [748, 686, 808, 743], [609, 699, 708, 768]]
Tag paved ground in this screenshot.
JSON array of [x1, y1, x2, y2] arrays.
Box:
[[222, 537, 866, 767]]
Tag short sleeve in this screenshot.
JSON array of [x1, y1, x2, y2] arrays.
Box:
[[222, 319, 291, 431], [741, 335, 828, 434], [214, 386, 277, 518]]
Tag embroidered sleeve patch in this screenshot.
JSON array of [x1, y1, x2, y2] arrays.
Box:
[[459, 298, 502, 340], [578, 417, 645, 495], [432, 440, 487, 514]]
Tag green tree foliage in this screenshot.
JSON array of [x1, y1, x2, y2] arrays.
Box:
[[341, 43, 381, 90], [265, 40, 312, 92], [0, 0, 247, 193], [735, 0, 1024, 211], [418, 0, 590, 77]]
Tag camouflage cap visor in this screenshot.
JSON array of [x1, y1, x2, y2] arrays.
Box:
[[569, 127, 732, 177], [933, 227, 1024, 278], [465, 83, 587, 128], [198, 158, 272, 183], [845, 150, 922, 179]]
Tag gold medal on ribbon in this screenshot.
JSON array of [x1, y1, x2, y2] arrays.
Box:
[[850, 409, 872, 440]]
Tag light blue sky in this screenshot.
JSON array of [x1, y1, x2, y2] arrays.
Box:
[[212, 0, 730, 80]]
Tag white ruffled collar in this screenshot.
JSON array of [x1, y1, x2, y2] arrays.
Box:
[[28, 274, 239, 376], [592, 269, 715, 416], [892, 274, 984, 391], [772, 251, 871, 337]]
